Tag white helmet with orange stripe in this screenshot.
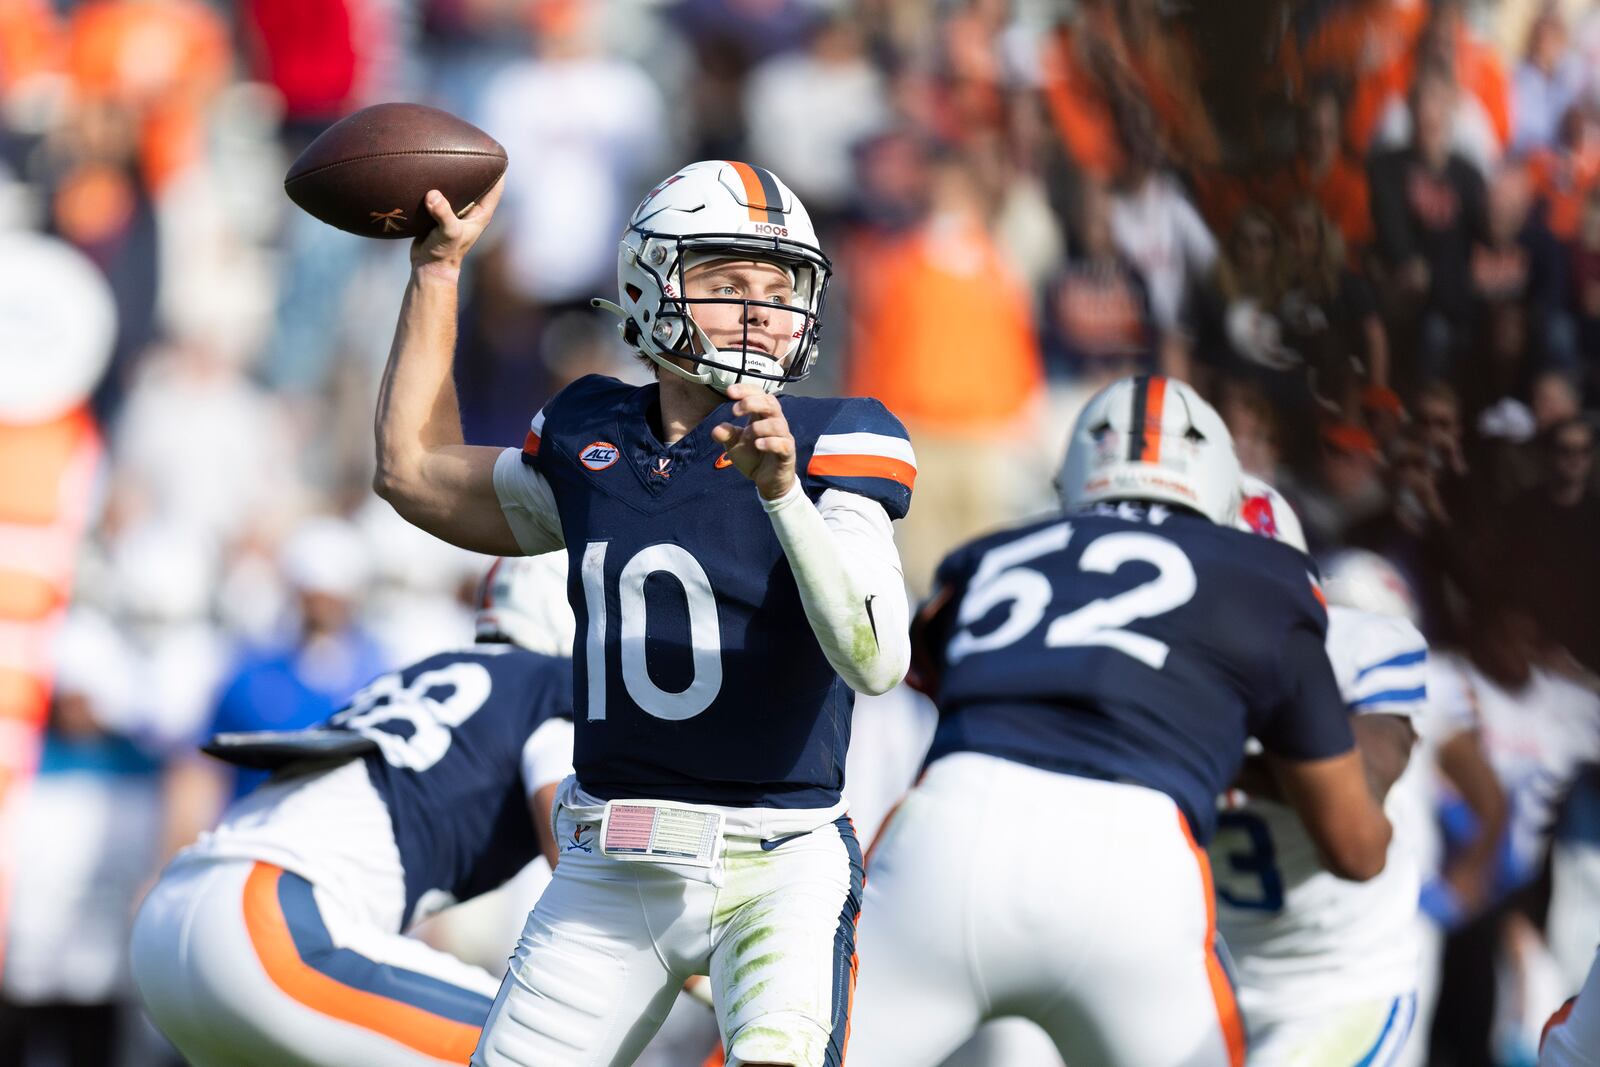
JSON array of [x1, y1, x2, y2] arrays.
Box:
[[1057, 375, 1241, 525], [473, 552, 574, 658], [592, 160, 832, 396]]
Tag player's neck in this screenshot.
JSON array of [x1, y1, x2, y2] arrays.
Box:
[[654, 374, 725, 445]]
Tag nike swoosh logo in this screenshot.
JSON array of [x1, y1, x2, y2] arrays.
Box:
[[759, 831, 811, 852]]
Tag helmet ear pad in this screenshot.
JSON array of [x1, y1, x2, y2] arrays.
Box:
[[1056, 375, 1242, 525]]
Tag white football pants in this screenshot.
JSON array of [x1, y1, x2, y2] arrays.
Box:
[[131, 858, 499, 1067], [1244, 993, 1417, 1066], [848, 752, 1246, 1067], [471, 779, 863, 1067]]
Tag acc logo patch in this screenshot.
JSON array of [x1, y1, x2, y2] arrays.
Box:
[[579, 441, 620, 471]]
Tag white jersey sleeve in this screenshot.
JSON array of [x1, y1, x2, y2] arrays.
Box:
[[520, 716, 575, 797], [493, 444, 564, 555], [761, 484, 911, 696], [1326, 606, 1428, 720]]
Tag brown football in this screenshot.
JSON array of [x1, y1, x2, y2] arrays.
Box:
[[284, 103, 507, 240]]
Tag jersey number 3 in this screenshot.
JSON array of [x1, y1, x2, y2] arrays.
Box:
[[581, 542, 723, 722], [947, 523, 1196, 670]]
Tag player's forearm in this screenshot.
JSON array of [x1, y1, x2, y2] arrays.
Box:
[[374, 264, 467, 502], [763, 485, 910, 696]]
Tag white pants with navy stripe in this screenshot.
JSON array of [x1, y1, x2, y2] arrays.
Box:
[[848, 752, 1246, 1067], [1243, 993, 1417, 1066], [471, 778, 863, 1067], [130, 858, 499, 1066]]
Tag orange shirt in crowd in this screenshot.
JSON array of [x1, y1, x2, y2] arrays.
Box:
[[66, 0, 231, 191], [0, 0, 62, 94], [847, 215, 1043, 434], [1285, 0, 1427, 94], [1345, 27, 1511, 158], [1294, 155, 1374, 251], [1527, 147, 1600, 241], [1041, 25, 1124, 182]]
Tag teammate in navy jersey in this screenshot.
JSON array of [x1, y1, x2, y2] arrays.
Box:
[[846, 376, 1393, 1067], [372, 161, 912, 1067], [130, 554, 577, 1067]]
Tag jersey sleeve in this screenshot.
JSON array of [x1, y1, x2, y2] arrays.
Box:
[[1256, 624, 1357, 760], [520, 717, 575, 796], [802, 397, 916, 520], [493, 408, 564, 555], [1343, 615, 1428, 719]]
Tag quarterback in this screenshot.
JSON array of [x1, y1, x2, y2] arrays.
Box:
[[1223, 480, 1427, 1066], [131, 555, 576, 1066], [846, 376, 1391, 1067], [373, 161, 913, 1067]]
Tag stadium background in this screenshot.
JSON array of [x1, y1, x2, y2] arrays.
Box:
[[1, 0, 1598, 1063]]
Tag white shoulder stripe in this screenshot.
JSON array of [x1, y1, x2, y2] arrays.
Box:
[[812, 431, 916, 467], [530, 409, 547, 436]]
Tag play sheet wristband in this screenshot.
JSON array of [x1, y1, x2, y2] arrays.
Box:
[[601, 800, 724, 868]]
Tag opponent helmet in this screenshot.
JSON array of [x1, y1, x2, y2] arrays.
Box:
[[474, 552, 575, 658], [1234, 473, 1309, 552], [1057, 375, 1241, 524], [1320, 549, 1419, 623], [593, 160, 831, 396]]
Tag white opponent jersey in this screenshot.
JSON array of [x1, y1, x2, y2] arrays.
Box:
[[1213, 606, 1428, 1016]]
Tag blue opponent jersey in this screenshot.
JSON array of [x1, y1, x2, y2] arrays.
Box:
[[521, 375, 913, 808], [325, 645, 573, 927], [915, 505, 1352, 841]]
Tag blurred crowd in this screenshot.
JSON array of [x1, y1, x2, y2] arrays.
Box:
[[2, 0, 1600, 1065]]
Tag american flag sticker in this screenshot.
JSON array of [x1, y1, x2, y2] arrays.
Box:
[[601, 801, 722, 867]]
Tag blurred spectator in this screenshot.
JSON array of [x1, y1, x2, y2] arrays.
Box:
[[1107, 123, 1217, 380], [111, 343, 300, 546], [1353, 0, 1510, 178], [1, 611, 160, 1067], [244, 0, 400, 135], [477, 1, 668, 309], [1497, 417, 1600, 674], [1467, 162, 1574, 377], [1526, 100, 1600, 246], [1368, 60, 1488, 388], [1044, 177, 1155, 384], [1511, 6, 1587, 156], [65, 0, 229, 194], [847, 152, 1043, 593], [181, 516, 387, 814], [1574, 188, 1600, 403], [1287, 84, 1374, 256], [742, 14, 888, 220], [1284, 421, 1385, 554], [1347, 426, 1474, 642]]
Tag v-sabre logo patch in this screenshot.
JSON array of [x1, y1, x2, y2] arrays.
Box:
[[714, 453, 734, 469], [579, 442, 620, 471]]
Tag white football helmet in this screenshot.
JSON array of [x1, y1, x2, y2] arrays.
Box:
[[473, 552, 575, 658], [1234, 473, 1309, 552], [592, 160, 831, 395], [1057, 375, 1241, 524], [1320, 549, 1419, 623]]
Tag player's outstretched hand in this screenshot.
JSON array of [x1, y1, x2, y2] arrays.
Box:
[[713, 384, 796, 501], [410, 175, 505, 272]]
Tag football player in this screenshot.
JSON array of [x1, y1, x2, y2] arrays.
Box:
[[373, 161, 912, 1067], [1541, 946, 1600, 1066], [1220, 481, 1427, 1065], [130, 554, 576, 1067], [845, 375, 1391, 1067]]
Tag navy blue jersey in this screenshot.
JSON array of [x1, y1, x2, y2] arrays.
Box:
[[520, 375, 913, 808], [916, 506, 1352, 841], [325, 645, 573, 927]]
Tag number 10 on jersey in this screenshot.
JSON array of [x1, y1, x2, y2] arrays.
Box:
[[581, 541, 725, 723]]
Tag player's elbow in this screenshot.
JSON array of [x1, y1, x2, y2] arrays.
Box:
[[1321, 815, 1392, 882]]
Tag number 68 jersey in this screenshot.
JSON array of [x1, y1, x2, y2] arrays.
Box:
[[916, 506, 1352, 843]]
